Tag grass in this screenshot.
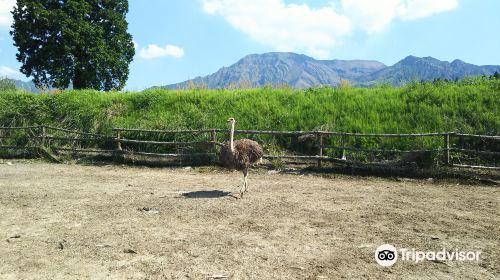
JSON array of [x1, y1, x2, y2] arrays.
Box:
[[1, 77, 498, 134], [0, 77, 498, 165]]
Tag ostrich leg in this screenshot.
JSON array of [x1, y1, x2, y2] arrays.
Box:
[[240, 168, 248, 198], [243, 168, 249, 193]]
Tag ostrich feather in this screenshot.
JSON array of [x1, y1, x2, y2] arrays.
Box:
[[219, 139, 263, 170]]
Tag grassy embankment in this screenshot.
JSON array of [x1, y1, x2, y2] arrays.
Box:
[[0, 77, 498, 163]]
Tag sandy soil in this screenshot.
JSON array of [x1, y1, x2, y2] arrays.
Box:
[[0, 161, 498, 279]]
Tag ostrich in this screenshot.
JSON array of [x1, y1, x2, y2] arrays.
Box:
[[219, 118, 264, 198]]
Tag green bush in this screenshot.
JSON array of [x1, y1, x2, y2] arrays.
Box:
[[0, 78, 17, 92]]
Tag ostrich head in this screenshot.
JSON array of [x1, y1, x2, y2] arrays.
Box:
[[227, 117, 236, 125]]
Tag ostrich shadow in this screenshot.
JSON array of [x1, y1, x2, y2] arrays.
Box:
[[181, 190, 238, 199]]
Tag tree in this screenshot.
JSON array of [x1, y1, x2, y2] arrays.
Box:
[[10, 0, 135, 91], [493, 71, 500, 80]]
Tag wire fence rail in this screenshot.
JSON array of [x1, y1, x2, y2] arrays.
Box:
[[0, 125, 498, 170]]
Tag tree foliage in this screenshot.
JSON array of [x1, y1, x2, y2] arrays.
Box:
[[10, 0, 135, 91], [493, 71, 500, 80]]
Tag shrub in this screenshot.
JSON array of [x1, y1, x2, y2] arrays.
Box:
[[0, 78, 17, 92]]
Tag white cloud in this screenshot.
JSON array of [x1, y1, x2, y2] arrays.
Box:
[[396, 0, 459, 20], [203, 0, 459, 58], [203, 0, 351, 59], [341, 0, 459, 32], [341, 0, 401, 33], [139, 44, 185, 59], [0, 65, 22, 78], [0, 0, 15, 28]]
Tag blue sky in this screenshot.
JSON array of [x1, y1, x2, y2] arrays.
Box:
[[1, 0, 500, 90]]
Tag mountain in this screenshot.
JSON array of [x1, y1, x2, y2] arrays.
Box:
[[158, 53, 500, 89], [12, 79, 39, 92], [0, 78, 39, 93], [358, 56, 500, 86], [162, 52, 386, 89]]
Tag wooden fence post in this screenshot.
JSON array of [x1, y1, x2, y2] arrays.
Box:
[[444, 133, 450, 165], [341, 135, 346, 160], [211, 129, 217, 154], [116, 130, 122, 151], [41, 125, 46, 149], [318, 132, 323, 168]]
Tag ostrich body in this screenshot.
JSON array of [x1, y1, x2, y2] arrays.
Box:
[[219, 118, 263, 198]]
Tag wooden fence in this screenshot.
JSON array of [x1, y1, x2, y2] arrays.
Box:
[[0, 125, 499, 170]]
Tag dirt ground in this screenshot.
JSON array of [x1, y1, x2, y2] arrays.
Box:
[[0, 160, 498, 279]]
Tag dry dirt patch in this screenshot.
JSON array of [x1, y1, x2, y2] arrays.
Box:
[[0, 161, 498, 279]]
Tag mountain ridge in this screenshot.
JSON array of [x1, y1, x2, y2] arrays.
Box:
[[158, 53, 500, 89], [0, 78, 39, 93]]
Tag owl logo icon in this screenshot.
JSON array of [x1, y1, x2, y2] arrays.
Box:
[[375, 244, 398, 267]]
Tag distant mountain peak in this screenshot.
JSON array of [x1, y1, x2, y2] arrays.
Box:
[[403, 55, 419, 60], [451, 59, 468, 66], [397, 55, 442, 66]]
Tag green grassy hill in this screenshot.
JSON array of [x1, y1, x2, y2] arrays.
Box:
[[1, 77, 498, 167], [1, 77, 498, 136]]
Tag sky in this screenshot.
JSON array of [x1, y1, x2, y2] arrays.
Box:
[[0, 0, 500, 90]]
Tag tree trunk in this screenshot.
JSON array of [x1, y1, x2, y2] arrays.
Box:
[[73, 67, 87, 89]]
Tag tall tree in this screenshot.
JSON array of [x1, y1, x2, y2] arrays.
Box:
[[10, 0, 135, 91]]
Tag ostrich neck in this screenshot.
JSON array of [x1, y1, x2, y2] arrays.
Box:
[[229, 122, 235, 153]]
